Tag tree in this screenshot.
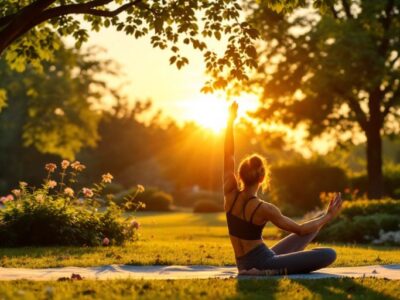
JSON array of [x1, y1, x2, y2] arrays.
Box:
[[0, 0, 261, 109], [248, 0, 400, 198], [0, 42, 117, 160]]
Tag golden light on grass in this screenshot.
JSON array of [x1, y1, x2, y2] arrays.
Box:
[[182, 93, 259, 133]]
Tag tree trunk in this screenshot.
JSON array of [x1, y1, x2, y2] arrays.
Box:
[[365, 116, 384, 199]]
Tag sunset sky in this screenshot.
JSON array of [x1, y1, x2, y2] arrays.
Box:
[[74, 24, 336, 157], [79, 25, 256, 126]]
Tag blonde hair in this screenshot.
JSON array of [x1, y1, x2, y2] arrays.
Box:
[[238, 154, 270, 192]]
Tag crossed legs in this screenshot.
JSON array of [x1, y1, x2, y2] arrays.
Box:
[[265, 230, 337, 274]]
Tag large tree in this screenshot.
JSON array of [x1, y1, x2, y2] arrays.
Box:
[[0, 0, 262, 109], [0, 43, 116, 160], [248, 0, 400, 198]]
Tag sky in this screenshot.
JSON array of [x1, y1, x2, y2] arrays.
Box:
[[79, 25, 247, 125], [70, 18, 335, 157]]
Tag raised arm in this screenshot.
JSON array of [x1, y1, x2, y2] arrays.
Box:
[[259, 193, 343, 235], [223, 102, 238, 195]]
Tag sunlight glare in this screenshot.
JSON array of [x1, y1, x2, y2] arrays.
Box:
[[182, 93, 259, 133]]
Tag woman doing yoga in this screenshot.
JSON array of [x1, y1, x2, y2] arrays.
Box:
[[224, 101, 342, 275]]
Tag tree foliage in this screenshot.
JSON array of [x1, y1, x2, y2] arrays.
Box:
[[0, 42, 117, 159], [0, 0, 261, 104], [247, 0, 400, 197]]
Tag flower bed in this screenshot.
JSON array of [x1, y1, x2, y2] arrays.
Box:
[[0, 161, 143, 247]]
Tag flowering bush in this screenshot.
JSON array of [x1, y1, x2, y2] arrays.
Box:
[[317, 198, 400, 245], [0, 161, 144, 247]]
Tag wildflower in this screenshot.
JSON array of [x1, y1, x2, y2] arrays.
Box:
[[344, 187, 351, 194], [1, 194, 14, 204], [64, 187, 74, 197], [102, 173, 113, 183], [102, 237, 110, 246], [45, 163, 57, 173], [137, 184, 145, 193], [35, 194, 44, 202], [130, 220, 140, 230], [47, 180, 57, 189], [19, 181, 28, 188], [11, 189, 21, 197], [61, 160, 70, 169], [82, 188, 94, 198], [71, 161, 86, 171]]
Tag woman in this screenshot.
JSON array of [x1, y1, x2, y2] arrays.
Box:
[[224, 101, 342, 275]]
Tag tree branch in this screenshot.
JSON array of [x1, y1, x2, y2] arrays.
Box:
[[328, 3, 339, 19], [341, 0, 353, 19], [0, 0, 142, 54], [347, 96, 368, 131], [0, 13, 17, 27], [0, 0, 57, 52]]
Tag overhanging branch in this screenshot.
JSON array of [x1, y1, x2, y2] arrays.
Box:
[[33, 0, 141, 25]]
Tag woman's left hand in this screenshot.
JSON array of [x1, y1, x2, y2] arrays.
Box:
[[326, 192, 342, 221]]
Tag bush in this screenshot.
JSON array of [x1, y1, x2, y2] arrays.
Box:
[[270, 163, 348, 215], [193, 199, 223, 213], [350, 164, 400, 199], [117, 187, 173, 211], [0, 161, 142, 247], [317, 199, 400, 245]]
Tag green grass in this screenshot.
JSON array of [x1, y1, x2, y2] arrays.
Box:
[[0, 278, 399, 300], [0, 212, 398, 268]]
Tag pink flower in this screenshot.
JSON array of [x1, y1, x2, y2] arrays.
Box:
[[11, 189, 21, 197], [47, 180, 57, 189], [61, 160, 70, 169], [64, 187, 74, 197], [130, 220, 140, 230], [101, 173, 113, 183], [102, 237, 110, 246], [0, 194, 14, 204], [137, 184, 145, 193], [45, 163, 57, 173], [82, 188, 94, 198], [71, 161, 86, 171]]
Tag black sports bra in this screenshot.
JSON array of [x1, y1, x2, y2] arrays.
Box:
[[226, 192, 266, 240]]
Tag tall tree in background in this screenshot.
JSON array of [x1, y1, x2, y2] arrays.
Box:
[[0, 43, 117, 160], [248, 0, 400, 198]]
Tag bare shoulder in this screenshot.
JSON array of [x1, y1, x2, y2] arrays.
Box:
[[258, 200, 281, 217]]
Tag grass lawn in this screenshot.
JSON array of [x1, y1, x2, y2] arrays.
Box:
[[0, 212, 398, 300], [0, 212, 398, 268], [0, 278, 399, 300]]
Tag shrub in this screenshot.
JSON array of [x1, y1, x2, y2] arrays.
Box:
[[193, 199, 223, 213], [0, 161, 143, 247], [270, 163, 348, 215], [317, 199, 400, 245], [350, 164, 400, 199], [118, 187, 173, 211]]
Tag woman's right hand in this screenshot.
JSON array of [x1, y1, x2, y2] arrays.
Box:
[[325, 192, 342, 221], [228, 101, 238, 121]]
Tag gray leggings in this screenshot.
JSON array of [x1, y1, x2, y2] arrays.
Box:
[[236, 231, 337, 274]]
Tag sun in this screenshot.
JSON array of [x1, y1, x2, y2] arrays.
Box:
[[182, 93, 259, 133]]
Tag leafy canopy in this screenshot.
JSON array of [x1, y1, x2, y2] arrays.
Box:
[[0, 0, 261, 105], [248, 0, 400, 142]]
